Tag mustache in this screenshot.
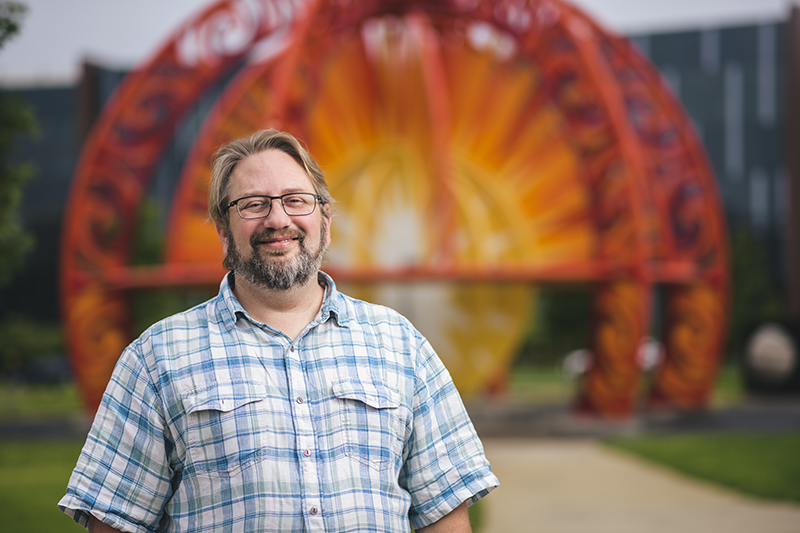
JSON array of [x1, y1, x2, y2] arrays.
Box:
[[249, 228, 306, 248]]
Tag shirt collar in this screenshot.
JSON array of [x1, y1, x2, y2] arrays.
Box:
[[317, 271, 349, 328], [216, 271, 350, 329], [218, 272, 245, 327]]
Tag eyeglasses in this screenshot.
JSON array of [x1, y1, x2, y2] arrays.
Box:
[[227, 192, 324, 219]]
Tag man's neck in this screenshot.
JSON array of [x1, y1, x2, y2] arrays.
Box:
[[231, 273, 325, 341]]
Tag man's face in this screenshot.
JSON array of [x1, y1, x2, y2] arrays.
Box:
[[216, 149, 331, 290]]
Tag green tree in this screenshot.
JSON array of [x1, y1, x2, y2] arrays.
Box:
[[727, 226, 786, 354], [0, 2, 37, 287]]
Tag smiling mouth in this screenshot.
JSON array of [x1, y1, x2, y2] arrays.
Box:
[[263, 237, 297, 245], [251, 230, 304, 251]]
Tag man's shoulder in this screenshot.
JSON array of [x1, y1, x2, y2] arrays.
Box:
[[137, 294, 225, 343], [333, 290, 416, 330]]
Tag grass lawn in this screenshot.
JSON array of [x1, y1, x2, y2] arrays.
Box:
[[0, 381, 83, 420], [508, 364, 575, 403], [605, 431, 800, 504], [508, 364, 745, 406], [0, 439, 86, 532]]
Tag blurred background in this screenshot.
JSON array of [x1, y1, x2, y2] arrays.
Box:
[[1, 0, 799, 531]]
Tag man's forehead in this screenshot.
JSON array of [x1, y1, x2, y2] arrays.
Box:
[[228, 149, 313, 194]]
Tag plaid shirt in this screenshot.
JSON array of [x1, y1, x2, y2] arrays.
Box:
[[59, 273, 498, 532]]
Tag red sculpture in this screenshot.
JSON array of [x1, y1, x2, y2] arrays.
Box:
[[61, 0, 728, 418]]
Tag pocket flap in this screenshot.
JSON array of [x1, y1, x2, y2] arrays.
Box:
[[182, 380, 267, 414], [332, 380, 399, 409]]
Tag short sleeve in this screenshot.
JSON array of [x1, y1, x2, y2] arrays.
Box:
[[58, 343, 173, 532], [400, 336, 499, 530]]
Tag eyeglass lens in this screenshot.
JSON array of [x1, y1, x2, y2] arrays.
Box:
[[236, 193, 317, 219]]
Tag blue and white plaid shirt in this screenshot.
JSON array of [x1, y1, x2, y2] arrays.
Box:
[[59, 273, 498, 532]]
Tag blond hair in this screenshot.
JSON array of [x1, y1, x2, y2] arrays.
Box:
[[208, 129, 332, 233]]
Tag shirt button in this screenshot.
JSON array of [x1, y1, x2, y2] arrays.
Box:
[[309, 506, 318, 515], [303, 449, 312, 457], [296, 397, 304, 404], [290, 346, 295, 352]]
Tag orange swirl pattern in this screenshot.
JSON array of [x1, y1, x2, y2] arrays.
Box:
[[62, 0, 728, 417], [650, 284, 726, 408], [576, 281, 651, 417]]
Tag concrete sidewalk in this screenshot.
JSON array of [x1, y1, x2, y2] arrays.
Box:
[[479, 438, 800, 533]]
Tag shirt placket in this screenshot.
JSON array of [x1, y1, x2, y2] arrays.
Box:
[[286, 341, 324, 531]]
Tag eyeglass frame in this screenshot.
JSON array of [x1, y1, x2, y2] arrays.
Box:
[[227, 192, 325, 220]]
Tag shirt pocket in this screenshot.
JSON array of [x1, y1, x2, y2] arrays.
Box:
[[181, 380, 267, 477], [332, 380, 402, 471]]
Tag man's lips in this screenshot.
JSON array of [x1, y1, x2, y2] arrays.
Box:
[[263, 237, 297, 244], [251, 231, 303, 250]]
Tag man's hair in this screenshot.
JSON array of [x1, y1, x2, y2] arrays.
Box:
[[208, 129, 333, 233]]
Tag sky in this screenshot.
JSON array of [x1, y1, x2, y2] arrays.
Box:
[[0, 0, 796, 85]]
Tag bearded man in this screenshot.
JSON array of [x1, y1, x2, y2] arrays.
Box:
[[59, 129, 498, 533]]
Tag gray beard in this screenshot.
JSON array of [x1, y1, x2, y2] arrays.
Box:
[[225, 222, 328, 291]]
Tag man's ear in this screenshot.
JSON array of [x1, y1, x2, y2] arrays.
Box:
[[323, 205, 332, 246], [215, 224, 229, 255]]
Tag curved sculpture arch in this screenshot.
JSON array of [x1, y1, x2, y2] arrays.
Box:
[[61, 0, 728, 417]]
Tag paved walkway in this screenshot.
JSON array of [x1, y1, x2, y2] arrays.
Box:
[[479, 438, 800, 533]]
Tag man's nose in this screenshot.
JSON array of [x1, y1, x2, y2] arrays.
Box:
[[261, 199, 292, 227]]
